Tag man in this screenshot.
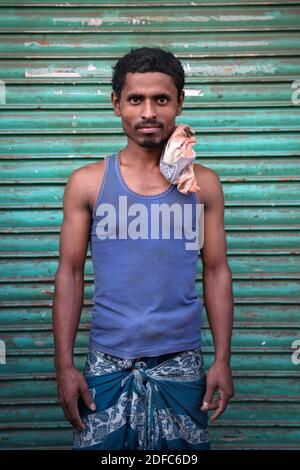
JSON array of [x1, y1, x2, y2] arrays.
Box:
[[52, 47, 234, 450]]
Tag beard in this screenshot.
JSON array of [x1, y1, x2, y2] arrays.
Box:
[[138, 136, 166, 148], [122, 124, 170, 149], [132, 130, 168, 149]]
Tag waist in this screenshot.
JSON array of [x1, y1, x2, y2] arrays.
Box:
[[89, 300, 203, 359]]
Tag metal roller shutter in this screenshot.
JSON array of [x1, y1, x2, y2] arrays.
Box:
[[0, 0, 299, 449]]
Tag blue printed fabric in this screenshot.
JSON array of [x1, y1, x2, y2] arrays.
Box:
[[73, 346, 211, 450]]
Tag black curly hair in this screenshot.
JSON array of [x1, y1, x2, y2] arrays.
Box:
[[112, 47, 185, 102]]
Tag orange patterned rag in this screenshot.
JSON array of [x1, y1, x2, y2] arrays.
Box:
[[159, 124, 200, 194]]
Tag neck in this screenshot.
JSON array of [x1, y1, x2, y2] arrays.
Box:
[[120, 140, 165, 171]]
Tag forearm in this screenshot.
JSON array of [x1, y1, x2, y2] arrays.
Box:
[[202, 266, 233, 363], [52, 266, 84, 370]]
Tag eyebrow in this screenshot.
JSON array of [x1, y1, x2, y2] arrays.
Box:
[[126, 92, 172, 100]]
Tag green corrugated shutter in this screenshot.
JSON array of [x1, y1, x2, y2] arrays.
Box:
[[0, 0, 299, 450]]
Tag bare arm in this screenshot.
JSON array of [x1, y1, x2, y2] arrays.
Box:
[[196, 169, 235, 421], [201, 172, 233, 364], [52, 168, 95, 431]]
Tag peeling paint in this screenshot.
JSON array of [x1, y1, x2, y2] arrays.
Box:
[[0, 340, 6, 364], [201, 63, 276, 77], [53, 17, 103, 27], [0, 80, 6, 105], [185, 89, 203, 97], [25, 68, 82, 78], [132, 18, 141, 25], [24, 40, 49, 47], [213, 15, 275, 22], [86, 18, 103, 27], [71, 115, 78, 128], [204, 40, 271, 47], [183, 62, 191, 74]]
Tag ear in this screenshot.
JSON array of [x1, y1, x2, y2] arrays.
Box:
[[111, 90, 121, 116], [176, 90, 185, 116]]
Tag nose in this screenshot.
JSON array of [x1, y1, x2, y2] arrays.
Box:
[[141, 100, 157, 120]]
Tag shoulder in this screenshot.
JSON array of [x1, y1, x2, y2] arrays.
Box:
[[193, 163, 223, 208], [64, 159, 107, 208], [66, 159, 106, 190], [68, 159, 106, 182]]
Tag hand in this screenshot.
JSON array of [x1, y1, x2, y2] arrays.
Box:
[[200, 360, 234, 421], [56, 365, 96, 432]]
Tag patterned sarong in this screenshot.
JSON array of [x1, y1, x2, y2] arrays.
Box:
[[73, 346, 210, 450]]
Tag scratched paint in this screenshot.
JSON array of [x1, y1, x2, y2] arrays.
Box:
[[0, 340, 6, 364], [213, 14, 276, 22], [0, 80, 6, 104], [25, 68, 82, 78], [184, 89, 204, 97], [201, 64, 277, 76], [53, 17, 103, 27]]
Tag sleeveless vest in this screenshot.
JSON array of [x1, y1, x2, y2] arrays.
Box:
[[89, 151, 203, 359]]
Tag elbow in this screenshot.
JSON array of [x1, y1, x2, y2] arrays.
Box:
[[203, 261, 232, 277], [54, 262, 84, 285]]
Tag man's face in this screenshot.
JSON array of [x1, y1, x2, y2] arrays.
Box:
[[111, 72, 184, 149]]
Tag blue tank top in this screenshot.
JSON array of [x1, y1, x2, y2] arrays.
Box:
[[89, 151, 204, 359]]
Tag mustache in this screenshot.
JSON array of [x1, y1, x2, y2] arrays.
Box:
[[136, 121, 163, 129]]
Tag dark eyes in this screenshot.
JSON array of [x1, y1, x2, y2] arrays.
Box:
[[129, 97, 168, 104]]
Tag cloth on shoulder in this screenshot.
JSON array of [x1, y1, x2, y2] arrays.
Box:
[[159, 124, 200, 194]]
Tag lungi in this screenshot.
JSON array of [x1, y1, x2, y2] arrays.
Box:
[[73, 346, 210, 450]]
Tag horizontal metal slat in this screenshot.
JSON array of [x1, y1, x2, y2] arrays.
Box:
[[0, 304, 299, 327], [1, 208, 299, 231], [0, 32, 300, 58], [0, 255, 299, 279], [0, 83, 299, 109], [1, 329, 299, 351], [1, 181, 300, 204], [1, 427, 300, 450], [0, 109, 291, 134], [210, 427, 300, 449], [1, 403, 300, 425], [1, 0, 300, 6], [1, 158, 300, 179], [1, 352, 299, 375], [1, 6, 300, 33], [1, 376, 299, 400], [1, 58, 300, 82], [0, 231, 299, 253], [1, 108, 300, 133], [1, 280, 298, 301], [1, 134, 300, 157], [0, 428, 72, 449]]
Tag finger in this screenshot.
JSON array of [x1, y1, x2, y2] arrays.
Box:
[[200, 383, 215, 411], [61, 405, 71, 424], [209, 406, 226, 422], [209, 396, 228, 422], [80, 383, 96, 411], [203, 400, 219, 411], [67, 402, 85, 432]]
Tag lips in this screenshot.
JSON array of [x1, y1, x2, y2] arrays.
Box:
[[137, 125, 161, 133]]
